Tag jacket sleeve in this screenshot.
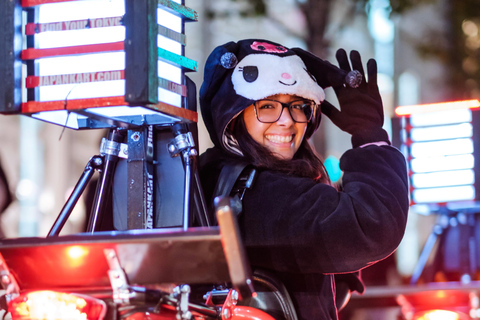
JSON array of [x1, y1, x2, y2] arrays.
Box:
[[240, 145, 409, 274]]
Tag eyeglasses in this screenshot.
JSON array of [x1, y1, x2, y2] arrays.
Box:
[[253, 99, 316, 123]]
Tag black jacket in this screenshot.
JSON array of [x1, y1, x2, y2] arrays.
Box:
[[200, 145, 409, 319]]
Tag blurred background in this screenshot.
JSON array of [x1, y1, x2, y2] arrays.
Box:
[[1, 0, 480, 318]]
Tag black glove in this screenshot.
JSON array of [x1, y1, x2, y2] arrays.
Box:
[[322, 49, 390, 148]]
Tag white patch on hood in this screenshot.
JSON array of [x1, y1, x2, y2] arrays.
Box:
[[231, 54, 325, 104]]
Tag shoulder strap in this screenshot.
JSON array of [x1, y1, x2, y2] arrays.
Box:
[[212, 162, 256, 218], [213, 162, 249, 199]]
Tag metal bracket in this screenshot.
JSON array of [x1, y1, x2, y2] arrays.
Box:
[[174, 284, 192, 320], [168, 132, 195, 157], [100, 137, 128, 159], [0, 253, 19, 303], [220, 290, 238, 320], [104, 248, 130, 304]]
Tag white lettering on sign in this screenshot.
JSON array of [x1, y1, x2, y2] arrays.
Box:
[[146, 171, 154, 229], [39, 71, 123, 86], [37, 16, 122, 33], [64, 20, 89, 31], [92, 17, 122, 28], [40, 22, 63, 33]]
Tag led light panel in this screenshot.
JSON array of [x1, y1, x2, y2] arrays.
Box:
[[10, 0, 196, 127], [394, 102, 480, 206]]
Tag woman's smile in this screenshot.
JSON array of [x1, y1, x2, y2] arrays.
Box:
[[265, 134, 294, 144]]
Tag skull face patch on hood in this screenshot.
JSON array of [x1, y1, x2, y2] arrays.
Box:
[[232, 53, 325, 104], [200, 39, 342, 155]]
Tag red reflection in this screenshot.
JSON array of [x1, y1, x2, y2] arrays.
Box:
[[66, 245, 89, 268]]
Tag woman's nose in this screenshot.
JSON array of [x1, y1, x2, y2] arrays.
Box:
[[276, 106, 294, 126]]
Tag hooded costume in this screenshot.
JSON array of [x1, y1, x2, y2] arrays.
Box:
[[199, 39, 361, 157], [199, 39, 408, 319]]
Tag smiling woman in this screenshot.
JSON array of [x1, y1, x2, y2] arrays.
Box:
[[198, 39, 409, 320]]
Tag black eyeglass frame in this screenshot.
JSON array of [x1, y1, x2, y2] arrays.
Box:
[[253, 99, 317, 124]]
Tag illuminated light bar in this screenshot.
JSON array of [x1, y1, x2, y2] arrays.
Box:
[[412, 185, 475, 203], [26, 70, 125, 88], [158, 0, 198, 21], [22, 41, 124, 60], [411, 154, 475, 173], [22, 0, 77, 7], [410, 138, 473, 158], [158, 47, 198, 72], [410, 123, 472, 142], [395, 99, 480, 116], [410, 109, 472, 127], [25, 16, 123, 35], [411, 169, 475, 188], [22, 96, 127, 113]]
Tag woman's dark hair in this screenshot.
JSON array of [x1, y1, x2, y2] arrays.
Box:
[[232, 114, 330, 184]]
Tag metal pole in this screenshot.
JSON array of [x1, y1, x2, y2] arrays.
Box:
[[182, 151, 192, 231], [47, 156, 102, 236], [87, 129, 124, 233]]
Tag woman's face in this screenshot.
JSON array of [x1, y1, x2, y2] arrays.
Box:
[[243, 94, 308, 160]]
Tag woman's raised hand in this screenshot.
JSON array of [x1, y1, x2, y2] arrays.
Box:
[[321, 49, 390, 147]]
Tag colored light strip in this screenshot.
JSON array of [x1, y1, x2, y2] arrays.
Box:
[[22, 41, 124, 60], [158, 0, 198, 22], [410, 122, 473, 142], [158, 24, 186, 45], [410, 108, 472, 127], [412, 169, 475, 189], [395, 99, 480, 116], [22, 98, 198, 122], [25, 16, 123, 35], [26, 70, 125, 88], [158, 47, 198, 72], [410, 138, 473, 158], [146, 101, 197, 122], [410, 154, 475, 173], [22, 96, 127, 113], [412, 185, 475, 203], [22, 0, 76, 7]]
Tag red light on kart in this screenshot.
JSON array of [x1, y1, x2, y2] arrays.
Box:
[[413, 309, 464, 320], [397, 291, 472, 320], [67, 246, 89, 260], [8, 290, 106, 320], [66, 246, 90, 267]]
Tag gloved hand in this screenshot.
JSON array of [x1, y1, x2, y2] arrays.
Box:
[[322, 49, 390, 148]]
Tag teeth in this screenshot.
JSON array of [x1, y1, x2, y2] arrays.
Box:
[[265, 135, 293, 143]]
